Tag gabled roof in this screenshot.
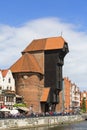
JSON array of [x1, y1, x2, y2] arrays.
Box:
[[2, 69, 9, 77], [10, 53, 43, 74], [22, 36, 67, 53], [40, 87, 50, 102]]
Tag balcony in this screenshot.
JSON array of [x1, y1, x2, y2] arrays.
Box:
[[72, 99, 80, 103], [5, 102, 15, 106]]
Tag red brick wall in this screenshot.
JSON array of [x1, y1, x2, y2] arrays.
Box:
[[56, 90, 63, 112], [15, 73, 44, 112], [56, 77, 71, 113], [64, 77, 71, 112]]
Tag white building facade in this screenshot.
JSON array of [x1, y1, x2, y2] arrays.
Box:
[[3, 70, 15, 91], [70, 83, 80, 112], [0, 69, 16, 109]]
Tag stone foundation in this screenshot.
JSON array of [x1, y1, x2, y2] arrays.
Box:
[[0, 115, 84, 130]]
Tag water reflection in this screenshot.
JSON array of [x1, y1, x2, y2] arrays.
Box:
[[11, 121, 87, 130]]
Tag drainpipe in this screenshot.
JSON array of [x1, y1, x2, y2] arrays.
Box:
[[62, 79, 65, 113]]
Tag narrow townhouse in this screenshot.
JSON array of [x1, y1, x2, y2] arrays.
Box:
[[71, 83, 80, 113], [57, 77, 80, 114], [0, 69, 16, 109]]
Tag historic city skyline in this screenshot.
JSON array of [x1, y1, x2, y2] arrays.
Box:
[[0, 0, 87, 91]]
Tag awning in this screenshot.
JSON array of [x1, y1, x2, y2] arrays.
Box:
[[0, 107, 11, 112], [10, 109, 19, 115], [17, 107, 29, 112], [40, 87, 50, 102]]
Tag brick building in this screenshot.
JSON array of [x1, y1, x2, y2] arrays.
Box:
[[10, 36, 69, 113], [57, 77, 80, 113], [56, 77, 71, 113]]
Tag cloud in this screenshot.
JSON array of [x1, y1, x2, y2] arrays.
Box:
[[0, 17, 87, 91]]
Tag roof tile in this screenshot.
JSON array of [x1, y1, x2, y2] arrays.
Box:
[[2, 69, 8, 77], [22, 36, 66, 53], [10, 53, 43, 74]]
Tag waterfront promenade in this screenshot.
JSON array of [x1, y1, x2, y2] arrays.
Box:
[[0, 115, 84, 130]]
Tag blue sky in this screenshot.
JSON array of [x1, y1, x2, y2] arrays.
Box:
[[0, 0, 87, 91], [0, 0, 87, 28]]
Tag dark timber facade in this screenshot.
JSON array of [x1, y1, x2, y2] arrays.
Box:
[[44, 43, 68, 111]]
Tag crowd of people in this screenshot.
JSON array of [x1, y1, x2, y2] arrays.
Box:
[[0, 107, 80, 119]]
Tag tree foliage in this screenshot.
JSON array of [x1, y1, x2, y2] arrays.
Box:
[[81, 97, 86, 113], [13, 103, 26, 107]]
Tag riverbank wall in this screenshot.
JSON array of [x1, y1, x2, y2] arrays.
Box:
[[0, 115, 84, 130]]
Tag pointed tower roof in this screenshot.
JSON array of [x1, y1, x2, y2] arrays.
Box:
[[22, 36, 67, 53], [10, 53, 43, 74]]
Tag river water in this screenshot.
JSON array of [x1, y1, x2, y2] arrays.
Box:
[[11, 121, 87, 130]]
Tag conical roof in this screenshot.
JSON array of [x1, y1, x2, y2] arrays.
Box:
[[10, 53, 43, 74]]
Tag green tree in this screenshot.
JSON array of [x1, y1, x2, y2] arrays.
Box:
[[13, 103, 26, 107], [81, 97, 86, 113]]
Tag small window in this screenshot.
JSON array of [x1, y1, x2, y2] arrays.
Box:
[[7, 86, 9, 90], [8, 78, 11, 83], [23, 75, 28, 79], [10, 87, 12, 90]]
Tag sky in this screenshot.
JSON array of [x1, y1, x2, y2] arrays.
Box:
[[0, 0, 87, 91]]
